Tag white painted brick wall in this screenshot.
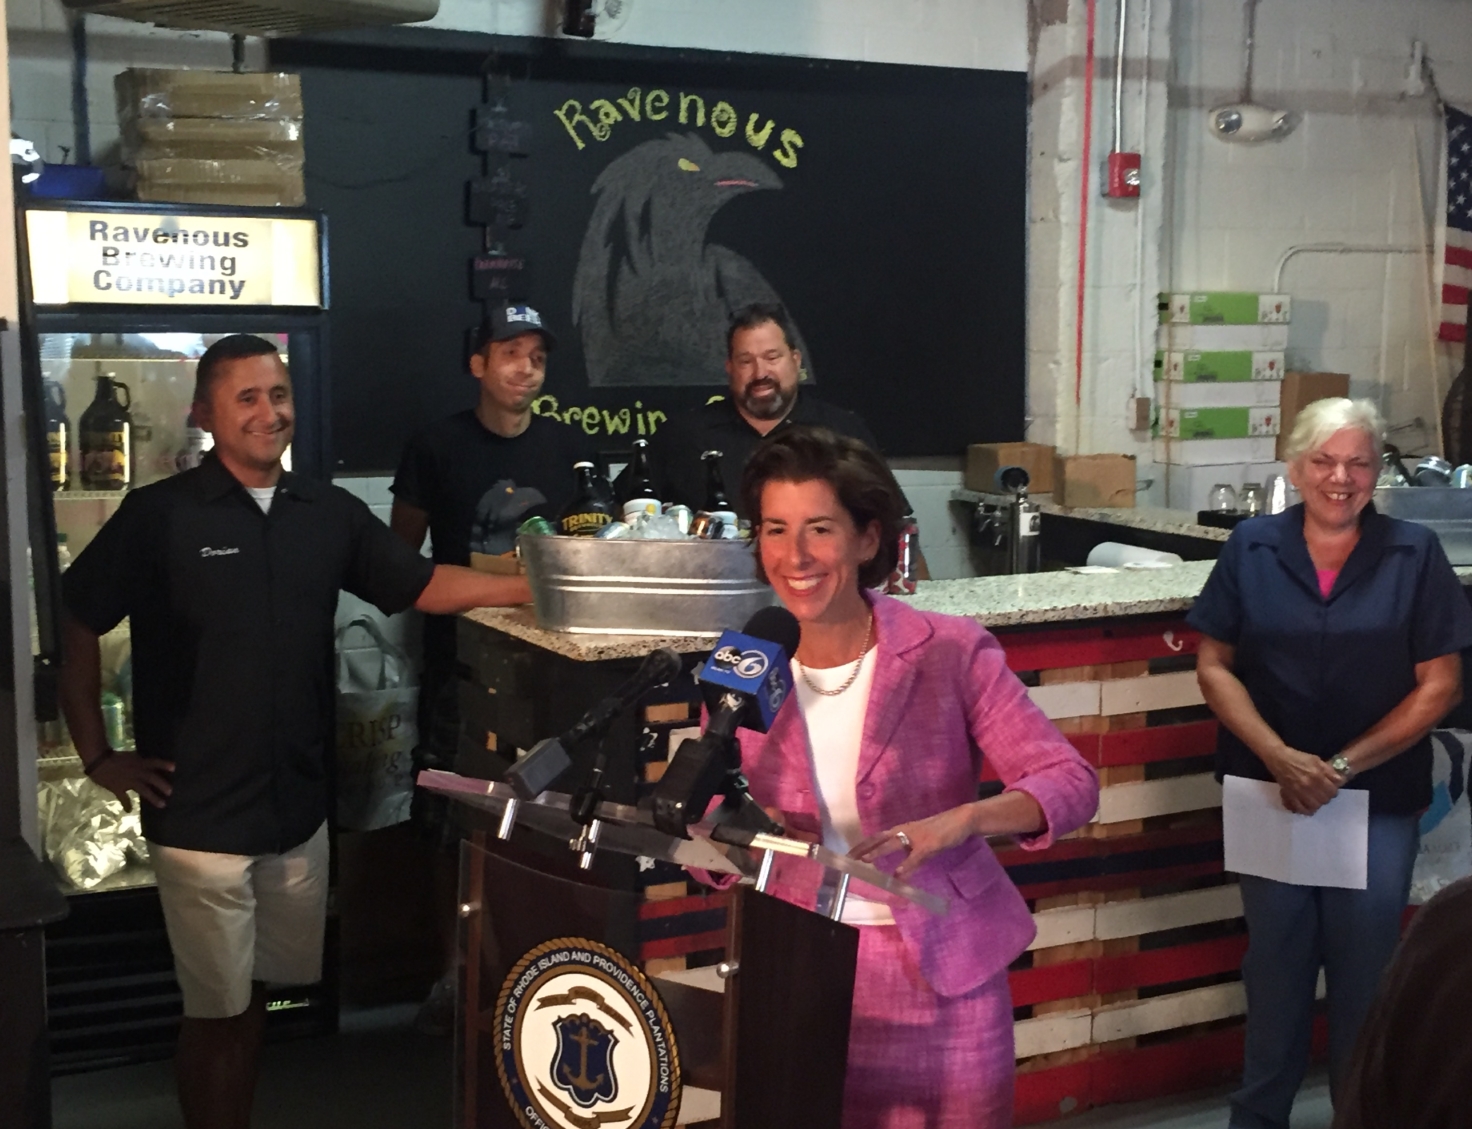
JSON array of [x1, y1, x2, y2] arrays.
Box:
[[1166, 0, 1472, 459], [425, 0, 1028, 71]]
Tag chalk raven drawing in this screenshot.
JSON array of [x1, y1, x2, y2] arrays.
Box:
[[573, 133, 812, 387]]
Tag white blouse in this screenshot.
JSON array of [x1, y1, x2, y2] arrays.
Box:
[[791, 648, 895, 926]]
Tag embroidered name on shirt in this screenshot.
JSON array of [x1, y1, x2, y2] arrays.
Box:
[[199, 546, 240, 558]]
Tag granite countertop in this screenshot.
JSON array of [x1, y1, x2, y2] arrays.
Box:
[[461, 605, 723, 662], [950, 489, 1229, 543], [895, 561, 1219, 627], [463, 565, 1472, 658]]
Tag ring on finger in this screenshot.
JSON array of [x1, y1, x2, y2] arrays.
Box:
[[895, 830, 913, 852]]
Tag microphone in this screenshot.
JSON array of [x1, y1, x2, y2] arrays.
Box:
[[505, 645, 684, 801], [651, 606, 800, 837]]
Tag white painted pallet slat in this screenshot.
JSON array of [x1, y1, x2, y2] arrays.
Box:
[[1027, 681, 1101, 720], [1094, 884, 1244, 941], [1091, 981, 1246, 1043], [1094, 773, 1223, 824], [1013, 1008, 1094, 1060], [1027, 904, 1099, 951], [1099, 669, 1206, 715]]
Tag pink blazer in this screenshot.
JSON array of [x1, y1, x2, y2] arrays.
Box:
[[733, 593, 1099, 998]]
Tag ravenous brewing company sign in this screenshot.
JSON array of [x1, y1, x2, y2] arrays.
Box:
[[25, 209, 322, 308], [494, 938, 681, 1129]]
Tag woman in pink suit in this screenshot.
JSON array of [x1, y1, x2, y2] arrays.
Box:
[[719, 426, 1100, 1129]]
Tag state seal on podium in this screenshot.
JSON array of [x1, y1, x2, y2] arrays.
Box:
[[494, 937, 681, 1129]]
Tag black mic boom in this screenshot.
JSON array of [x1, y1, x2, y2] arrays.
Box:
[[505, 646, 683, 800]]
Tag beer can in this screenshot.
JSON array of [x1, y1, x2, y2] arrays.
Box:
[[665, 505, 693, 535], [595, 521, 633, 539], [1454, 465, 1472, 489], [689, 513, 723, 540], [518, 516, 556, 537], [101, 692, 129, 751]]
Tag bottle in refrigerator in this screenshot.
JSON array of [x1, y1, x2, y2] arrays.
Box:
[[44, 380, 70, 490], [79, 374, 132, 491], [558, 461, 615, 536], [57, 533, 71, 572], [618, 439, 661, 522], [175, 404, 213, 472], [700, 450, 737, 526]]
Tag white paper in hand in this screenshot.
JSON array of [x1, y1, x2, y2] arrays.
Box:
[[1222, 775, 1369, 889]]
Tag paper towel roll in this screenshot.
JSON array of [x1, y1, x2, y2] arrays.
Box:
[[1086, 542, 1184, 569]]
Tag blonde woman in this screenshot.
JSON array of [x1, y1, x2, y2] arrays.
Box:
[[1190, 397, 1472, 1129]]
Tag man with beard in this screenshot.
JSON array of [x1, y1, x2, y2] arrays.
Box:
[[390, 304, 591, 1031], [643, 304, 925, 572]]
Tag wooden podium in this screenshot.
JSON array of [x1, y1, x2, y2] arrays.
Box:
[[419, 770, 946, 1129]]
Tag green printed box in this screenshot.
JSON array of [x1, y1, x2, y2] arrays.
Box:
[[1153, 351, 1285, 383], [1155, 406, 1280, 440], [1159, 292, 1291, 325]]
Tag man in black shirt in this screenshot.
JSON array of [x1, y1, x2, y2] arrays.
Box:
[[389, 304, 590, 1031], [59, 335, 530, 1129], [645, 302, 927, 573]]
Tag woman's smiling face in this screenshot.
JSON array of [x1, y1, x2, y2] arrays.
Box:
[[756, 477, 880, 624]]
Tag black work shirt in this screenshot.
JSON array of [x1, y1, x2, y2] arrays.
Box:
[[642, 393, 909, 515], [63, 455, 436, 855], [1187, 504, 1472, 814], [392, 411, 591, 669]]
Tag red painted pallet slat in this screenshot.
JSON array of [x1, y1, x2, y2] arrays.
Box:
[[997, 620, 1201, 672], [1092, 935, 1247, 995], [639, 929, 728, 961], [637, 892, 729, 920]]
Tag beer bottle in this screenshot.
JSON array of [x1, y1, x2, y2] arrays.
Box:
[[79, 374, 132, 491], [700, 450, 737, 526], [44, 381, 70, 491], [619, 439, 661, 522], [558, 461, 615, 536]]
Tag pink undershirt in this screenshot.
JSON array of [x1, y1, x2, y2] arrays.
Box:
[[1317, 568, 1339, 597]]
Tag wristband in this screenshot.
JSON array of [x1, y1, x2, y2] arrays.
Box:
[[83, 748, 115, 777]]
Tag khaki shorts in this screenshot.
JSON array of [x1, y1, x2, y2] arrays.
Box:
[[149, 822, 329, 1019]]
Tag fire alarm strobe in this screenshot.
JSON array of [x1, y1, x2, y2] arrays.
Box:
[[1103, 151, 1141, 198]]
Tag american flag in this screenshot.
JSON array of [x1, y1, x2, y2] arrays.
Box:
[[1441, 105, 1472, 342]]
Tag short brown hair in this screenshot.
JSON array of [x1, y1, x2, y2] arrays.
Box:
[[740, 426, 904, 590]]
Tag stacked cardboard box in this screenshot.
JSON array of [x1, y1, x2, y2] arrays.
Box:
[[116, 69, 305, 207], [1154, 292, 1295, 510]]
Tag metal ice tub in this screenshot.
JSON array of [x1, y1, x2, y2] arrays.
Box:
[[1374, 486, 1472, 565], [517, 534, 774, 636]]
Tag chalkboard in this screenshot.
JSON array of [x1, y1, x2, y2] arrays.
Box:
[[271, 29, 1026, 471]]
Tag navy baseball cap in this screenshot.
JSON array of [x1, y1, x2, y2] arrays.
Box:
[[476, 304, 556, 352]]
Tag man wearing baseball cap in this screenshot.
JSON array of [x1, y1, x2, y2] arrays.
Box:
[[389, 304, 592, 1030]]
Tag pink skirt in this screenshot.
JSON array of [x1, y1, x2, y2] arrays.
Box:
[[842, 925, 1015, 1129]]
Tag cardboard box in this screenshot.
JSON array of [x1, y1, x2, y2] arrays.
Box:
[[1153, 437, 1279, 465], [123, 116, 303, 162], [1157, 406, 1279, 440], [1275, 371, 1351, 460], [117, 68, 304, 121], [1054, 454, 1137, 508], [1159, 292, 1291, 325], [134, 157, 305, 207], [1154, 351, 1284, 383], [1156, 324, 1290, 352], [965, 441, 1055, 494], [1155, 381, 1281, 410]]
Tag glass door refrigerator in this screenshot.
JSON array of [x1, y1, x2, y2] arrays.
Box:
[[16, 199, 333, 1070]]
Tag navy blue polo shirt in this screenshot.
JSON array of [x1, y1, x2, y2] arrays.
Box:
[[1187, 503, 1472, 814]]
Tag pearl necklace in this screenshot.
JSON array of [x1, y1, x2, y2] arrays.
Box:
[[797, 613, 874, 697]]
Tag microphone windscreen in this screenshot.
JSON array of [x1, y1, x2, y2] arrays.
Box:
[[741, 605, 801, 657]]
